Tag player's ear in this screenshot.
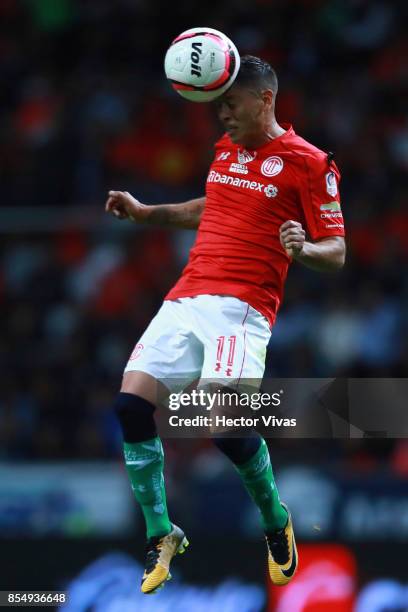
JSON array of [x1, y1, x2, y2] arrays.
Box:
[[261, 89, 274, 110]]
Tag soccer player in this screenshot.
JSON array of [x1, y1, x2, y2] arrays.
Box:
[[105, 55, 345, 594]]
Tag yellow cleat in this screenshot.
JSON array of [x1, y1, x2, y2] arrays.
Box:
[[265, 503, 298, 586], [141, 524, 189, 594]]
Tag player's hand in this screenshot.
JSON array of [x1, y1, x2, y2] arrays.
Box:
[[105, 190, 150, 223], [279, 220, 306, 257]]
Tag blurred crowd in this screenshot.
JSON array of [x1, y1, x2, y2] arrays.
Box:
[[0, 0, 407, 461]]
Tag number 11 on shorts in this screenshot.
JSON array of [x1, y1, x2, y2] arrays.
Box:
[[215, 335, 236, 376]]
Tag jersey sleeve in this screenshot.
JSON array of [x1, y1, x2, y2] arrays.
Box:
[[298, 154, 345, 240]]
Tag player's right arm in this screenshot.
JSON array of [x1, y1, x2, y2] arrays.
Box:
[[105, 191, 205, 230]]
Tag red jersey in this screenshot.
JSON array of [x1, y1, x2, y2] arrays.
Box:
[[165, 124, 345, 326]]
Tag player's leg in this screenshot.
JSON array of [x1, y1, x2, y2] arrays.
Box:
[[214, 429, 297, 585], [212, 431, 288, 531], [114, 370, 189, 594], [195, 296, 297, 584], [114, 300, 201, 593], [115, 371, 171, 540]]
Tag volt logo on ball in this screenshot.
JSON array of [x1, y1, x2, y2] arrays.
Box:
[[164, 27, 241, 102], [191, 42, 202, 77]]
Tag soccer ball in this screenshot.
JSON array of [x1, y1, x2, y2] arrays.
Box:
[[164, 27, 240, 102]]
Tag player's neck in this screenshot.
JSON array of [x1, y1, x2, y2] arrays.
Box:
[[240, 119, 286, 149]]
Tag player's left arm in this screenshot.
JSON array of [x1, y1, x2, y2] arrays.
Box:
[[279, 221, 345, 271], [287, 153, 346, 271]]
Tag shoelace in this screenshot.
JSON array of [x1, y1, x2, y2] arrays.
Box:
[[144, 536, 164, 573], [266, 528, 290, 565]]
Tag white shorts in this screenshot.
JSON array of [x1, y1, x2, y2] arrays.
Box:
[[124, 295, 271, 393]]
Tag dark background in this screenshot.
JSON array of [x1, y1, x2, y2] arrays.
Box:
[[0, 1, 407, 610]]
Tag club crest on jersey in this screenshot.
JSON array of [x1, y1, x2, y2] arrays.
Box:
[[325, 171, 338, 196], [237, 149, 257, 164], [261, 156, 284, 177]]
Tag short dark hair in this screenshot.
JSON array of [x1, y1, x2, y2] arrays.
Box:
[[234, 55, 278, 96]]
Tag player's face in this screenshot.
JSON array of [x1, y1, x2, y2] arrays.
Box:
[[215, 84, 273, 147]]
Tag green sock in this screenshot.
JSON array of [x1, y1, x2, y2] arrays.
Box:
[[124, 437, 172, 539], [234, 437, 288, 532]]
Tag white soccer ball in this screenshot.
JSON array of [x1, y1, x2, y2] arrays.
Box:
[[164, 27, 240, 102]]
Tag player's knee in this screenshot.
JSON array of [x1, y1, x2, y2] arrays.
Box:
[[212, 431, 262, 465], [114, 392, 157, 443]]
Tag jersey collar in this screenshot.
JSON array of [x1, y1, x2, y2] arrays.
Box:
[[224, 123, 295, 151], [256, 123, 294, 150]]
